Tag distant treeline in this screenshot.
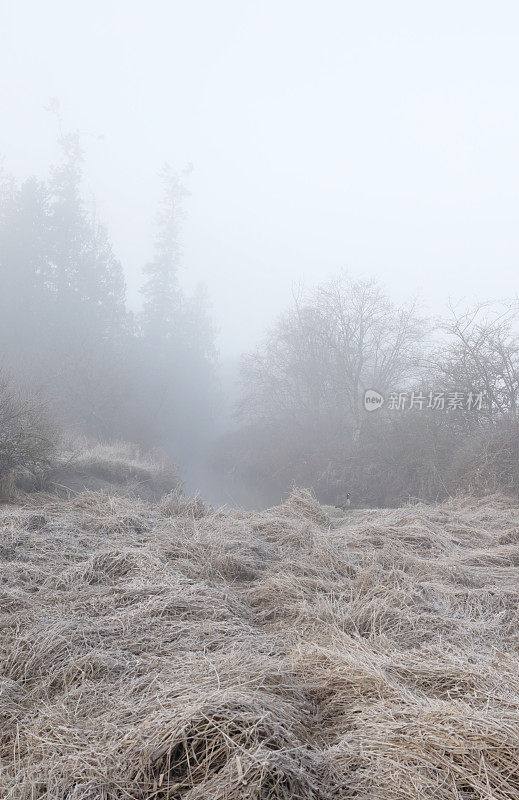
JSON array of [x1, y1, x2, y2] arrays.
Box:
[[2, 137, 519, 507], [0, 135, 217, 467], [214, 277, 519, 507]]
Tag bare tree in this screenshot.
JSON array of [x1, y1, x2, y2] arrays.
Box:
[[241, 276, 425, 429], [434, 301, 519, 422], [312, 277, 424, 427]]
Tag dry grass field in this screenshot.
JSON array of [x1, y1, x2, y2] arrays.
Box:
[[1, 488, 518, 799]]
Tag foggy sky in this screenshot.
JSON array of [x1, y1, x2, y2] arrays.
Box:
[[1, 0, 519, 356]]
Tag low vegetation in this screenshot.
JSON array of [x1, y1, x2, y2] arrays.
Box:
[[0, 375, 181, 504], [216, 285, 519, 508], [49, 437, 182, 502], [1, 487, 518, 798], [0, 373, 55, 502]]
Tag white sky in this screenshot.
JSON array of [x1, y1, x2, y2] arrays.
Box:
[[1, 0, 518, 355]]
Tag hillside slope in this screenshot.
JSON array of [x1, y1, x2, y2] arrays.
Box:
[[1, 490, 518, 799]]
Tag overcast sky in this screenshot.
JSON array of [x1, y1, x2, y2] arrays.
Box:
[[1, 1, 518, 355]]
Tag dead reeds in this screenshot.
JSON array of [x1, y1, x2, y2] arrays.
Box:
[[0, 489, 518, 798]]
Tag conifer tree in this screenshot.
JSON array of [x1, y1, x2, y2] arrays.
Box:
[[141, 164, 189, 344]]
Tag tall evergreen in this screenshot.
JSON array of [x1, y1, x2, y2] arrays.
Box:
[[141, 164, 188, 344], [47, 134, 127, 346], [136, 166, 217, 461], [0, 135, 130, 434], [0, 172, 52, 376]]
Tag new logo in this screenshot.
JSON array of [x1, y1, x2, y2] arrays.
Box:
[[364, 389, 384, 412]]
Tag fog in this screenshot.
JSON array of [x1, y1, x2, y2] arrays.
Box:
[[3, 9, 519, 795], [2, 1, 519, 507], [2, 1, 519, 357]]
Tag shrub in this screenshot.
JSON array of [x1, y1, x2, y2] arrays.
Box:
[[0, 372, 55, 501]]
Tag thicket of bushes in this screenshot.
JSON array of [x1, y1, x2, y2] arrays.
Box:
[[214, 278, 519, 507]]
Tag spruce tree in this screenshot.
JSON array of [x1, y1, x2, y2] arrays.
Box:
[[141, 164, 188, 344]]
